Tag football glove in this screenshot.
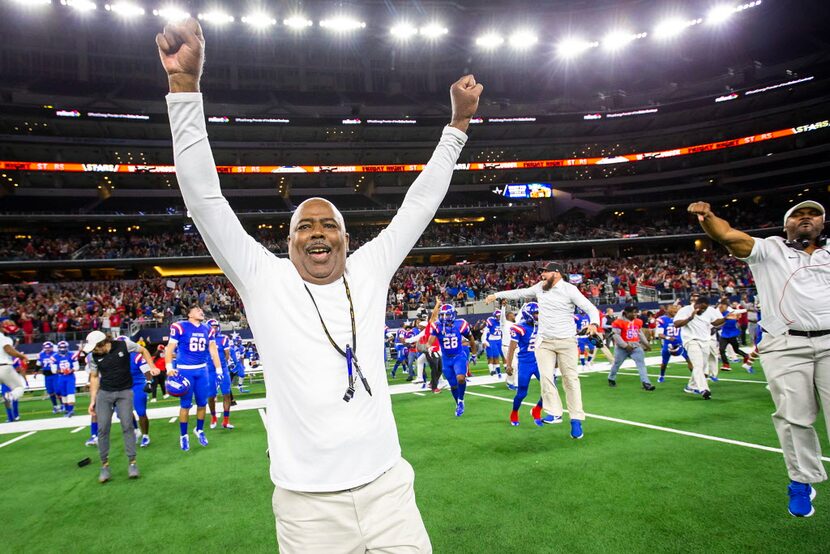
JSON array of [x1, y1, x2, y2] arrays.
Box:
[[143, 380, 153, 394]]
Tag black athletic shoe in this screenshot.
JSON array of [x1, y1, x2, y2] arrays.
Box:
[[642, 383, 656, 391], [230, 400, 237, 407], [702, 390, 712, 400], [608, 379, 617, 387]]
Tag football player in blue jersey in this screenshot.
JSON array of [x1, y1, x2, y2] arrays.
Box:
[[229, 334, 249, 393], [575, 310, 596, 370], [206, 319, 235, 429], [656, 304, 693, 383], [505, 303, 545, 427], [428, 304, 477, 417], [165, 305, 223, 451], [51, 341, 79, 418], [391, 324, 411, 378], [37, 341, 60, 414], [404, 323, 420, 382], [482, 310, 504, 378]]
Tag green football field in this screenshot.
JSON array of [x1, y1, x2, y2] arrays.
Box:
[[2, 356, 829, 553]]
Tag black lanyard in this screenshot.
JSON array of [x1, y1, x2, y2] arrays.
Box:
[[303, 276, 372, 402]]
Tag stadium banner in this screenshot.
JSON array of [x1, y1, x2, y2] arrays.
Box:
[[0, 120, 826, 175]]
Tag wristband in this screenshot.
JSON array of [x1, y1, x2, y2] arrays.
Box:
[[165, 362, 173, 371]]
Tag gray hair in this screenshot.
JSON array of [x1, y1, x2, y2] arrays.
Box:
[[289, 197, 346, 233]]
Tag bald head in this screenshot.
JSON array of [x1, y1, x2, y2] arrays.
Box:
[[290, 198, 345, 234]]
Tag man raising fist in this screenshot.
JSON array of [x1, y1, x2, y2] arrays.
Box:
[[688, 198, 830, 518], [158, 18, 482, 551]]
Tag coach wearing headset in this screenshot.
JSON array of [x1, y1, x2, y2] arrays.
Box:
[[688, 199, 830, 518]]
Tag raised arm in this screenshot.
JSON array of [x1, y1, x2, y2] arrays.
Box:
[[157, 19, 270, 292], [351, 77, 482, 282], [486, 282, 541, 304], [687, 201, 755, 258]]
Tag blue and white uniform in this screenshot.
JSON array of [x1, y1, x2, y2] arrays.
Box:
[[430, 319, 472, 379], [169, 320, 214, 409], [657, 315, 689, 363], [575, 313, 594, 353], [207, 333, 232, 396], [483, 316, 503, 358], [129, 352, 150, 418], [37, 346, 57, 396], [51, 348, 78, 399]]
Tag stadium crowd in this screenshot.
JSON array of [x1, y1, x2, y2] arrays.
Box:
[[0, 251, 753, 342], [1, 205, 780, 261]]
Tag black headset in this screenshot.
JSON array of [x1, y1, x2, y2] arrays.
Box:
[[784, 235, 828, 250]]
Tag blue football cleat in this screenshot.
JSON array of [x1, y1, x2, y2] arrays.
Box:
[[533, 418, 544, 427], [195, 430, 209, 447], [570, 420, 584, 439], [455, 400, 465, 417], [180, 434, 190, 452], [684, 386, 701, 395], [657, 376, 665, 383], [506, 383, 517, 391], [140, 435, 151, 448], [510, 421, 520, 427], [85, 435, 98, 447], [788, 481, 817, 517], [710, 375, 719, 382], [542, 414, 563, 424]]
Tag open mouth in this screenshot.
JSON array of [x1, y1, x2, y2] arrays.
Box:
[[306, 244, 332, 261]]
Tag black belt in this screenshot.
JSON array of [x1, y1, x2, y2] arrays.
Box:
[[788, 329, 830, 338]]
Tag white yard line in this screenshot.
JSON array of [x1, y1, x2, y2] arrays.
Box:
[[0, 431, 36, 449], [480, 385, 495, 388], [70, 426, 85, 434], [466, 391, 830, 463], [168, 417, 178, 423], [412, 392, 425, 397], [258, 408, 267, 428]]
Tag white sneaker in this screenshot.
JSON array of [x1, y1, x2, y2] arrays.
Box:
[[163, 394, 170, 399], [149, 398, 157, 403], [85, 435, 98, 447], [210, 418, 217, 429]]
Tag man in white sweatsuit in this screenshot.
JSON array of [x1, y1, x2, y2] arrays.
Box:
[[157, 18, 482, 552]]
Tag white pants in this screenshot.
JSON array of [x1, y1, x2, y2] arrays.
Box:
[[0, 364, 25, 400], [683, 339, 710, 392], [272, 458, 431, 553], [759, 333, 830, 483]]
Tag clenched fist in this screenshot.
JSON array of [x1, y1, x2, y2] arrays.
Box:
[[156, 17, 205, 93], [687, 201, 713, 223], [449, 75, 484, 133]]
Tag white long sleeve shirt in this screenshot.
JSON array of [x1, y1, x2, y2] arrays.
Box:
[[493, 279, 599, 339], [167, 93, 467, 491]]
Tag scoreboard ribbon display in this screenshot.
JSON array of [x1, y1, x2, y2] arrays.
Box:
[[0, 120, 826, 175]]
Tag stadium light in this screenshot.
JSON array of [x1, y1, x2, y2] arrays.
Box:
[[198, 10, 234, 25], [707, 5, 735, 24], [242, 12, 276, 29], [153, 6, 189, 21], [475, 32, 504, 50], [419, 23, 448, 39], [319, 16, 366, 32], [556, 37, 598, 59], [602, 30, 645, 51], [390, 22, 419, 40], [653, 17, 701, 40], [61, 0, 96, 11], [283, 15, 313, 29], [508, 29, 538, 51], [105, 2, 145, 18]]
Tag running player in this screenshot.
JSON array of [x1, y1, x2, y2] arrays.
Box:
[[717, 302, 753, 372], [391, 323, 410, 378], [429, 304, 476, 416], [482, 310, 504, 378], [165, 305, 223, 451], [506, 302, 545, 427], [51, 340, 78, 417], [656, 304, 692, 383], [575, 310, 595, 370], [37, 341, 60, 413], [207, 319, 234, 429]]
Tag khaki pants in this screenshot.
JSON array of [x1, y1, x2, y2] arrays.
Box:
[[683, 339, 711, 393], [759, 333, 830, 483], [534, 337, 584, 420], [272, 458, 431, 553]]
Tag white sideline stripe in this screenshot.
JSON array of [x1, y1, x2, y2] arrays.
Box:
[[70, 426, 85, 434], [258, 408, 267, 428], [466, 391, 830, 463], [614, 371, 767, 384], [0, 431, 36, 448], [168, 417, 177, 423], [412, 392, 425, 397], [481, 385, 494, 388]]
